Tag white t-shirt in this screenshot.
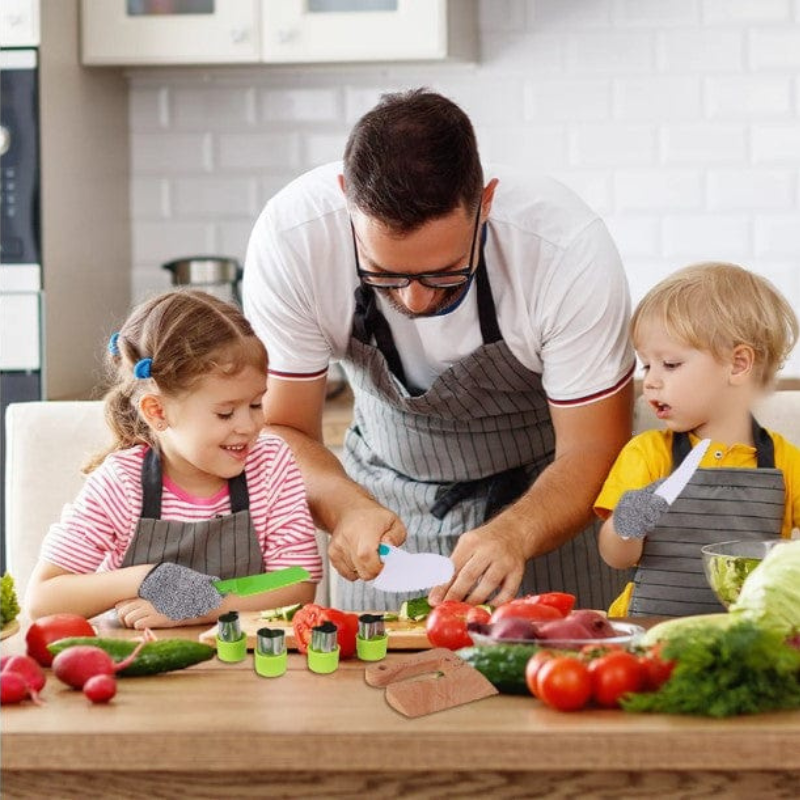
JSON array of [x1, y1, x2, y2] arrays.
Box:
[[243, 162, 634, 405]]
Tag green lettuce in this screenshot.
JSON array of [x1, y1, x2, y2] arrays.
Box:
[[731, 539, 800, 634], [1, 572, 20, 626]]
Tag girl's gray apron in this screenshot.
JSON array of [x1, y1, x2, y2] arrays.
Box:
[[629, 422, 784, 617], [337, 232, 630, 611], [120, 448, 263, 580]]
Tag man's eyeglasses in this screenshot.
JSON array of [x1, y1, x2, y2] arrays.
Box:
[[353, 204, 482, 290]]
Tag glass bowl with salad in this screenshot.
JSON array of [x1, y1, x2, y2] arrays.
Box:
[[701, 539, 789, 608]]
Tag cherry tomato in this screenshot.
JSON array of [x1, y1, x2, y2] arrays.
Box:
[[426, 601, 478, 650], [638, 646, 676, 691], [26, 613, 96, 667], [291, 604, 359, 659], [489, 600, 563, 625], [589, 650, 646, 708], [517, 592, 576, 616], [524, 650, 554, 698], [536, 656, 592, 711]]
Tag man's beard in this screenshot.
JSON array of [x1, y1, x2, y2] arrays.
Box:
[[377, 283, 468, 319]]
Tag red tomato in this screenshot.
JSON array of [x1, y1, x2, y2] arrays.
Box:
[[589, 650, 646, 707], [517, 592, 575, 616], [524, 650, 554, 698], [536, 656, 592, 711], [638, 647, 676, 691], [291, 604, 359, 659], [426, 601, 477, 650], [26, 614, 96, 667], [466, 606, 491, 626], [490, 600, 563, 624]]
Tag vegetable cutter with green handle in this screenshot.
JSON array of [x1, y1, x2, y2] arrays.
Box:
[[213, 566, 310, 597]]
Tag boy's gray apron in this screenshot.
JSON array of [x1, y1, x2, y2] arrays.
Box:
[[338, 231, 629, 611], [120, 448, 263, 580], [629, 422, 784, 617]]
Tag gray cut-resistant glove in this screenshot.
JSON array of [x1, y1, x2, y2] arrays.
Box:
[[138, 563, 225, 621], [614, 480, 669, 541]]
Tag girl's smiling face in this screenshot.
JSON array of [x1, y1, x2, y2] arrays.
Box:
[[154, 364, 266, 496]]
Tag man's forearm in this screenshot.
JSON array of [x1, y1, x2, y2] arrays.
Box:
[[492, 442, 619, 560], [265, 424, 377, 533]]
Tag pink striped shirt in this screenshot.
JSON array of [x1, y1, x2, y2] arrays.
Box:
[[41, 434, 323, 582]]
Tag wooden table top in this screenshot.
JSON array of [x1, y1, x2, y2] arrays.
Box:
[[3, 615, 800, 779]]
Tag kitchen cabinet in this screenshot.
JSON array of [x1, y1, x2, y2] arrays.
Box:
[[81, 0, 260, 66], [80, 0, 475, 66], [261, 0, 476, 64]]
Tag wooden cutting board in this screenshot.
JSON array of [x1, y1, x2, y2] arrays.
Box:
[[199, 610, 431, 651]]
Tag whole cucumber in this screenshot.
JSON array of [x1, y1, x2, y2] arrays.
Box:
[[457, 644, 537, 695], [47, 637, 215, 676]]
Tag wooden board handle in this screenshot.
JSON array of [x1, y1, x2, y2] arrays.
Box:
[[364, 648, 457, 687]]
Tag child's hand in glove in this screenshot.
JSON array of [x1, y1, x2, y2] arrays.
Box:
[[138, 562, 225, 621], [613, 480, 668, 541]]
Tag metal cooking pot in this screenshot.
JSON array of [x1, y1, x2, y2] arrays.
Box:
[[162, 256, 243, 304]]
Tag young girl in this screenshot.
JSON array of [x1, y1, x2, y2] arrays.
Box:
[[595, 262, 800, 617], [25, 289, 322, 628]]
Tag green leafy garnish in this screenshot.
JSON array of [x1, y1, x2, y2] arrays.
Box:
[[623, 619, 800, 717], [399, 596, 433, 622], [1, 572, 20, 626]]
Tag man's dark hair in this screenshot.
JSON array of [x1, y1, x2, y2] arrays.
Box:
[[343, 88, 483, 233]]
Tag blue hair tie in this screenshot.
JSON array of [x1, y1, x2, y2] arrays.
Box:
[[108, 332, 120, 356], [133, 358, 153, 379]]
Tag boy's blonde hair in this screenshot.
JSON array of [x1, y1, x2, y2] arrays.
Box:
[[86, 289, 268, 472], [631, 262, 798, 387]]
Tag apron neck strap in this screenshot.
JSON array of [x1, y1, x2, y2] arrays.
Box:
[[671, 417, 775, 469], [475, 225, 502, 345], [140, 447, 250, 519]]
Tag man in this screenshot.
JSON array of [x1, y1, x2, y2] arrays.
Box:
[[243, 89, 635, 611]]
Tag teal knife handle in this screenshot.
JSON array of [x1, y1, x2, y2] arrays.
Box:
[[378, 543, 391, 558]]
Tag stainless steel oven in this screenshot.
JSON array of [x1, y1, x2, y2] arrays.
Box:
[[1, 43, 43, 570]]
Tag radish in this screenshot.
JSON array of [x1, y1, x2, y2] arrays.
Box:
[[83, 674, 117, 704], [2, 654, 46, 693], [52, 639, 147, 690], [1, 671, 30, 705]]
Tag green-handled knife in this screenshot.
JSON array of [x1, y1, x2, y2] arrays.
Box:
[[213, 566, 310, 597]]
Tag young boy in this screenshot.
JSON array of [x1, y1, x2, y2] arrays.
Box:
[[595, 262, 800, 617]]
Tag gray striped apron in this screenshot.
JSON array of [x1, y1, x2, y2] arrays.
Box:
[[120, 448, 263, 580], [629, 421, 784, 617], [336, 232, 630, 611]]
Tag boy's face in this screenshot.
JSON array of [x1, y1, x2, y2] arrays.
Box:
[[635, 320, 746, 438]]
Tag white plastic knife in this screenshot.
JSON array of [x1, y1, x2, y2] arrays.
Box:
[[371, 544, 455, 593], [654, 438, 712, 505]]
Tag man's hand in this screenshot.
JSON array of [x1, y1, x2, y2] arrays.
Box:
[[427, 521, 526, 607], [328, 506, 407, 582]]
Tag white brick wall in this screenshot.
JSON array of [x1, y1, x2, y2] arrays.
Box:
[[127, 0, 800, 377]]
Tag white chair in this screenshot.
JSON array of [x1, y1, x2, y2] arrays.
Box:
[[4, 401, 110, 602], [633, 390, 800, 442], [4, 401, 330, 605]]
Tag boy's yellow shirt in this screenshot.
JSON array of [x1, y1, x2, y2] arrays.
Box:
[[594, 428, 800, 616]]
